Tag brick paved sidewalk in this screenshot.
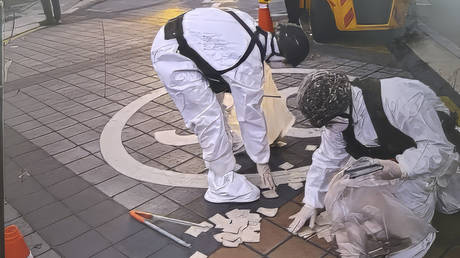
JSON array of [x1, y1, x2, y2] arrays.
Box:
[[3, 1, 460, 258]]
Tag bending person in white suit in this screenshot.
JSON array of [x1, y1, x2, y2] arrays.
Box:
[[151, 7, 309, 203]]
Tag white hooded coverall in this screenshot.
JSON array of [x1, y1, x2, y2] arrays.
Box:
[[151, 8, 276, 203], [304, 77, 459, 257]]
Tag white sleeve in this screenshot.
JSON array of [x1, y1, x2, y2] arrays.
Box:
[[383, 80, 457, 179], [303, 127, 350, 208]]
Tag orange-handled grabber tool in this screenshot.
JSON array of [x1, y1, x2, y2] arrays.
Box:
[[129, 210, 192, 248]]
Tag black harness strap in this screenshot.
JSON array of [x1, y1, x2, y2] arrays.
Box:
[[342, 78, 416, 159], [164, 10, 266, 93]]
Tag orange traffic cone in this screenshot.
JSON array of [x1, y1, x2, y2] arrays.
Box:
[[258, 0, 274, 32], [5, 225, 32, 258]]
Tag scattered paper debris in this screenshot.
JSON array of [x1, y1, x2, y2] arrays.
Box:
[[256, 207, 278, 217], [209, 213, 231, 229], [275, 141, 287, 147], [288, 182, 304, 190], [305, 145, 318, 151], [184, 221, 213, 237], [298, 227, 315, 239], [262, 189, 279, 199], [235, 163, 242, 171], [211, 209, 261, 247], [190, 251, 207, 258], [278, 162, 294, 170], [315, 212, 331, 226]]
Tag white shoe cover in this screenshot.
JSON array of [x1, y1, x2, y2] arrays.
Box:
[[205, 172, 260, 203]]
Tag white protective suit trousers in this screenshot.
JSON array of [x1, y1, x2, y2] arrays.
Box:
[[151, 26, 268, 203]]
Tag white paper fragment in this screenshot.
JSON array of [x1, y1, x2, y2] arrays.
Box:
[[213, 233, 225, 243], [363, 220, 384, 235], [222, 218, 248, 234], [288, 182, 304, 190], [184, 221, 213, 237], [278, 162, 294, 170], [248, 213, 261, 223], [262, 189, 279, 199], [305, 145, 318, 151], [222, 232, 240, 242], [247, 224, 260, 232], [190, 251, 207, 258], [256, 207, 278, 217], [240, 227, 260, 243], [298, 227, 315, 239], [222, 238, 242, 248], [234, 163, 242, 171], [275, 141, 287, 147], [286, 127, 322, 138], [209, 213, 231, 229], [248, 221, 259, 226], [316, 225, 333, 242], [225, 209, 250, 219], [315, 212, 331, 226]]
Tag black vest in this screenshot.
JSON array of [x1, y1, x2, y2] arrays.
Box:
[[164, 10, 267, 93], [342, 78, 417, 159], [342, 78, 460, 159]]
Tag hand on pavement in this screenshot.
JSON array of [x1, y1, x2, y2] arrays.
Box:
[[256, 163, 276, 190], [287, 204, 317, 234], [373, 159, 405, 180]]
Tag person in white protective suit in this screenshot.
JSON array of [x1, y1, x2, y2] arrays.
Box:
[[288, 71, 459, 257], [150, 8, 309, 203]]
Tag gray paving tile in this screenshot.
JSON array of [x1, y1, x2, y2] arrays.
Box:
[[127, 112, 152, 126], [85, 98, 112, 109], [133, 118, 166, 133], [96, 175, 138, 197], [68, 130, 100, 145], [81, 164, 118, 184], [53, 146, 90, 164], [22, 126, 54, 139], [5, 140, 39, 157], [31, 132, 65, 147], [163, 187, 206, 206], [36, 250, 62, 258], [114, 184, 158, 209], [24, 202, 72, 230], [82, 116, 110, 129], [173, 157, 206, 174], [141, 105, 171, 117], [72, 110, 104, 122], [81, 139, 100, 154], [124, 134, 156, 150], [48, 176, 90, 200], [24, 157, 63, 176], [4, 202, 21, 222], [29, 107, 57, 119], [25, 232, 50, 256], [130, 151, 151, 163], [143, 182, 173, 194], [137, 142, 175, 159], [42, 139, 76, 155], [77, 200, 127, 227], [5, 216, 34, 236], [55, 230, 111, 258], [157, 110, 182, 124], [66, 155, 105, 174], [136, 195, 179, 216], [36, 112, 67, 125], [5, 176, 43, 200], [34, 166, 75, 187], [115, 228, 169, 258], [62, 187, 107, 213], [93, 247, 127, 258], [38, 215, 90, 246], [96, 102, 123, 114], [121, 127, 143, 141], [47, 117, 78, 131], [13, 120, 42, 133], [57, 123, 91, 138], [8, 189, 56, 215], [5, 114, 34, 126], [153, 207, 205, 237], [96, 214, 144, 244], [156, 149, 194, 168], [148, 244, 191, 258]]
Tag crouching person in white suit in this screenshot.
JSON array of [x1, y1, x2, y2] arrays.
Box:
[[288, 71, 459, 257], [150, 7, 309, 203]]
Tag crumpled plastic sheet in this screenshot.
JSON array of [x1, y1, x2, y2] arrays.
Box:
[[324, 167, 436, 257]]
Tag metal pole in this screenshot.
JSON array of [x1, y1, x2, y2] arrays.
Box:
[[0, 0, 4, 257]]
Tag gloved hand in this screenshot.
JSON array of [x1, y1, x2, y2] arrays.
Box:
[[287, 204, 317, 234], [373, 159, 406, 180], [256, 163, 276, 190]]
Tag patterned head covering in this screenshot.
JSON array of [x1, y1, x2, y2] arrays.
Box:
[[297, 71, 351, 128]]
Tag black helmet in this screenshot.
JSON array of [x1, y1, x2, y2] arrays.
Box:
[[297, 71, 351, 128], [275, 23, 309, 67]]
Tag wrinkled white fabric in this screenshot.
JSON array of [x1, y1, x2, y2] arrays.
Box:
[[151, 8, 277, 202], [303, 77, 458, 256]]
